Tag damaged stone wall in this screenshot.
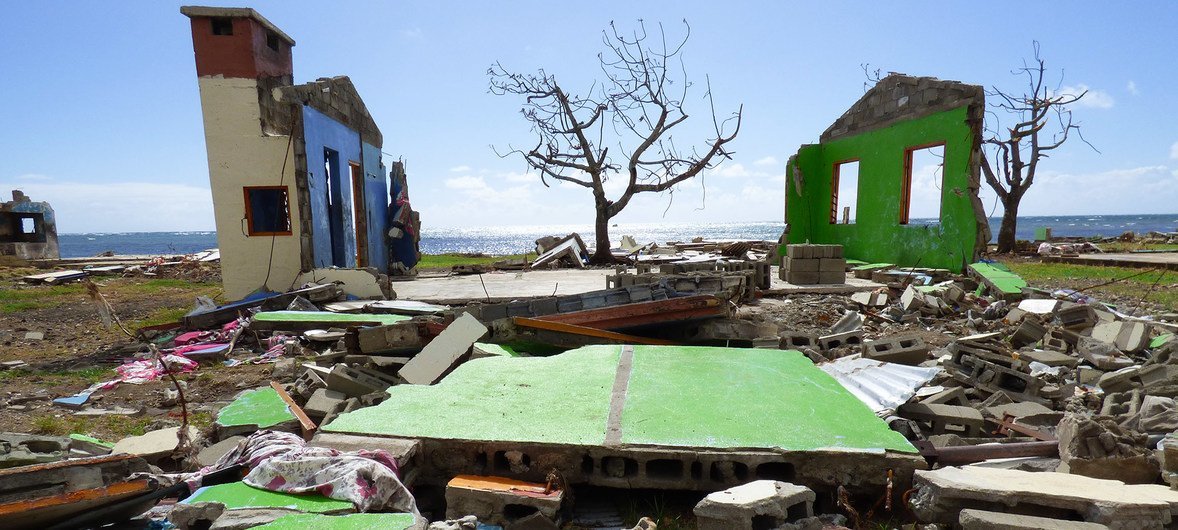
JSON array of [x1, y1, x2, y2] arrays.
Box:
[[784, 74, 989, 272], [0, 190, 59, 260]]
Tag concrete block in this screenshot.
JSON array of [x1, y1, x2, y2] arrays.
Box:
[[818, 258, 846, 272], [900, 286, 924, 312], [959, 508, 1110, 529], [399, 313, 488, 385], [326, 364, 389, 397], [899, 402, 984, 437], [921, 387, 970, 407], [303, 388, 347, 421], [1058, 305, 1097, 330], [818, 270, 846, 284], [196, 436, 243, 468], [786, 271, 820, 285], [292, 369, 327, 400], [1079, 337, 1134, 371], [779, 331, 819, 350], [850, 291, 889, 307], [785, 244, 816, 259], [784, 258, 820, 272], [111, 426, 199, 463], [445, 474, 563, 527], [1011, 319, 1048, 348], [694, 480, 815, 530], [911, 466, 1178, 529], [818, 330, 863, 352], [863, 336, 930, 365]]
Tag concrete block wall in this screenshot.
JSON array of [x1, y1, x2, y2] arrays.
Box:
[[821, 74, 984, 142]]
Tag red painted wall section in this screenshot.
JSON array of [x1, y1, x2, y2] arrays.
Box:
[[187, 16, 293, 78]]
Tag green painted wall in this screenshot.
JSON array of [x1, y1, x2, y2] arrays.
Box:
[[786, 106, 980, 272]]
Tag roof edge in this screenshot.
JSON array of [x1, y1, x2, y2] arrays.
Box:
[[180, 6, 295, 46]]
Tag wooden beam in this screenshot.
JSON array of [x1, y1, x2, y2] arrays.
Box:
[[511, 317, 678, 345], [533, 295, 727, 330], [270, 381, 317, 440]]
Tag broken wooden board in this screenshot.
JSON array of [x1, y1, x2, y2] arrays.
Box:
[[22, 270, 86, 285], [533, 295, 728, 331], [967, 262, 1027, 300], [0, 479, 156, 530], [250, 311, 409, 332]]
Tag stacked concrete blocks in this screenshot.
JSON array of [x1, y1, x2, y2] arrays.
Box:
[[780, 244, 846, 285]]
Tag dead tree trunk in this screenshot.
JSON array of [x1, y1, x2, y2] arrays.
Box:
[[490, 21, 741, 265]]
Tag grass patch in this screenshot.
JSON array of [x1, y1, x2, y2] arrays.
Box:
[[2, 367, 113, 386], [418, 253, 536, 269], [130, 307, 190, 329], [0, 284, 85, 312], [31, 413, 154, 439], [1004, 260, 1177, 311]]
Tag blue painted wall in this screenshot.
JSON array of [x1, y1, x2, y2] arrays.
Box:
[[361, 142, 389, 270], [302, 106, 359, 268]]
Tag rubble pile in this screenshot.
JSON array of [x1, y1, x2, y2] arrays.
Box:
[[2, 240, 1178, 529]]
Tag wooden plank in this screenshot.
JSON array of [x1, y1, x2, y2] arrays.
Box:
[[271, 381, 318, 440], [511, 317, 677, 346], [533, 295, 727, 330], [0, 479, 154, 529]]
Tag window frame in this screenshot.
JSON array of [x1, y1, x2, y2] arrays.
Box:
[[900, 142, 947, 225], [829, 158, 860, 225], [243, 185, 293, 237]]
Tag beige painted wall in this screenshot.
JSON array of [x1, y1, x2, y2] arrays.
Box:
[[196, 76, 303, 300]]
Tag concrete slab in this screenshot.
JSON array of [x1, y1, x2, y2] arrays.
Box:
[[392, 269, 614, 304], [398, 312, 488, 385], [327, 345, 915, 453], [183, 481, 353, 513], [111, 427, 198, 462], [1045, 252, 1178, 271], [249, 513, 417, 530], [215, 387, 296, 433]]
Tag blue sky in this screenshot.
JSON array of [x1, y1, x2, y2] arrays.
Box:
[[1, 1, 1175, 233]]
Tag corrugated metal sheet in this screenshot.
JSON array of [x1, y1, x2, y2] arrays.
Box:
[[820, 356, 941, 416]]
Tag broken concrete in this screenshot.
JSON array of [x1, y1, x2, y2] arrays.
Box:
[[693, 480, 815, 530], [398, 312, 488, 385]]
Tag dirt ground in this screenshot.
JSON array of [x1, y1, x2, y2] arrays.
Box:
[[0, 265, 276, 441]]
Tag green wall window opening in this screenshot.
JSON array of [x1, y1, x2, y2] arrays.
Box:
[[830, 160, 859, 224], [244, 186, 292, 236], [901, 143, 946, 225]]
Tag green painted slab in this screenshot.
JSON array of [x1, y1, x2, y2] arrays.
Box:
[[325, 346, 619, 444], [326, 345, 915, 454], [184, 481, 352, 512], [69, 433, 114, 448], [621, 347, 914, 452], [968, 262, 1027, 296], [851, 262, 893, 271], [845, 259, 868, 267], [252, 513, 416, 530], [1153, 334, 1174, 349], [253, 311, 409, 325], [474, 342, 522, 357], [216, 387, 296, 429]]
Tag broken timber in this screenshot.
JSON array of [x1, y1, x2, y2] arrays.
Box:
[[533, 294, 728, 331]]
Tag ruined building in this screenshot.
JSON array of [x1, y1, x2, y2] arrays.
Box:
[[784, 74, 990, 272], [181, 6, 419, 300], [0, 190, 59, 260]]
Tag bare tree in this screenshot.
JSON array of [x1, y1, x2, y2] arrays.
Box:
[[982, 42, 1095, 253], [490, 20, 742, 264]]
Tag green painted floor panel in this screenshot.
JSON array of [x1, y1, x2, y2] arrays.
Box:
[[969, 262, 1028, 296], [251, 513, 416, 530], [621, 347, 913, 452], [324, 345, 619, 445], [253, 311, 410, 325], [324, 345, 915, 454], [216, 387, 296, 429], [184, 481, 352, 512]]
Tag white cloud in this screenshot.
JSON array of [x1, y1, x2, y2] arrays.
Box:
[[443, 175, 534, 203], [0, 179, 214, 233], [448, 165, 471, 173], [753, 156, 779, 167], [1170, 141, 1178, 160], [1127, 80, 1139, 96], [1020, 165, 1178, 215], [400, 28, 423, 40], [1057, 84, 1115, 109]]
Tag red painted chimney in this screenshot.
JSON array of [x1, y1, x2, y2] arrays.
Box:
[[180, 6, 294, 79]]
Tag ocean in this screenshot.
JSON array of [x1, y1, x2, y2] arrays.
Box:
[[57, 214, 1178, 258]]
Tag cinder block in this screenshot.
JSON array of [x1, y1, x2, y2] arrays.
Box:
[[779, 331, 819, 350], [326, 364, 390, 398], [786, 271, 821, 285], [863, 336, 930, 365], [898, 402, 984, 437], [303, 388, 347, 421], [818, 271, 845, 284], [694, 480, 815, 530], [786, 244, 816, 259], [445, 475, 563, 527], [819, 258, 846, 272], [818, 330, 862, 351], [1057, 304, 1097, 330], [292, 369, 326, 401], [784, 258, 820, 272]]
